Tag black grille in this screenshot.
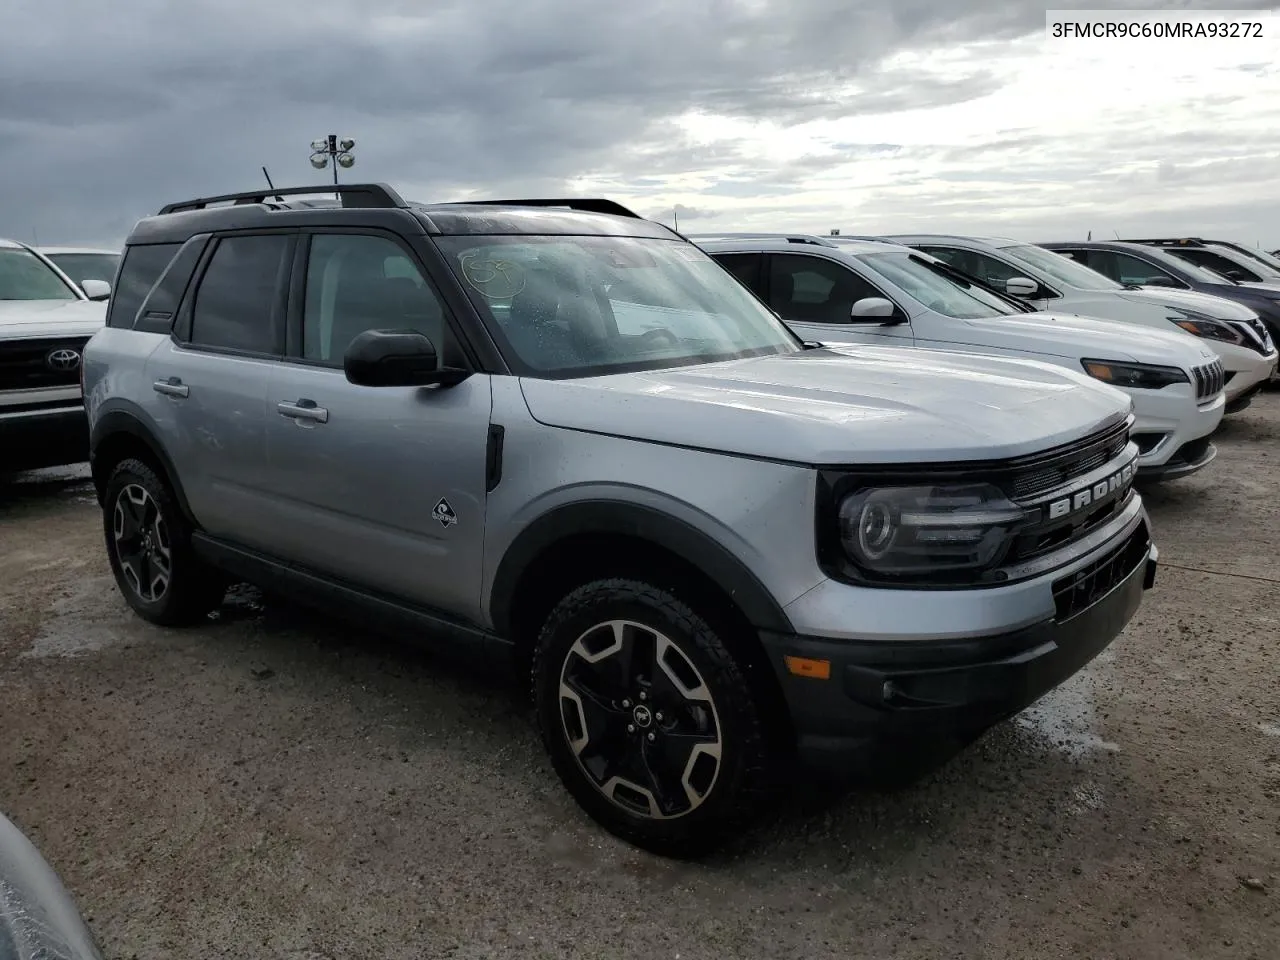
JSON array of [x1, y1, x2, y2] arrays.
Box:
[[1190, 359, 1224, 402], [1234, 317, 1274, 355], [1052, 521, 1150, 622], [1010, 420, 1130, 501], [0, 337, 88, 392]]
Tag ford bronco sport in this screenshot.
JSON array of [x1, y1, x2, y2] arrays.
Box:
[[82, 184, 1158, 855]]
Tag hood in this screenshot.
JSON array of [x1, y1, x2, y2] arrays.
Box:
[[0, 299, 106, 340], [955, 311, 1217, 366], [519, 347, 1132, 465], [1119, 286, 1259, 321], [1239, 280, 1280, 296]]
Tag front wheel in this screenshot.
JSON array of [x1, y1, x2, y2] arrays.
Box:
[[532, 578, 776, 856]]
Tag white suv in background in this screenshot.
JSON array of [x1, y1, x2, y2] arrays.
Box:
[[696, 234, 1225, 481], [883, 233, 1272, 411], [0, 238, 107, 472], [37, 246, 120, 299]]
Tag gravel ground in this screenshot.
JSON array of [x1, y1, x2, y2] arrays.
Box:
[[2, 396, 1278, 960]]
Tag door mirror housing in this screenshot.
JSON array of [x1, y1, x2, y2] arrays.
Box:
[[849, 297, 899, 322], [343, 329, 470, 387], [79, 279, 111, 301], [1005, 276, 1039, 297], [1140, 275, 1179, 287]]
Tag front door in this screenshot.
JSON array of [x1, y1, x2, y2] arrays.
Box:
[[766, 252, 914, 346], [261, 230, 492, 618]]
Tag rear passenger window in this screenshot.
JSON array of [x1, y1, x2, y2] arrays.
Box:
[[105, 243, 181, 329], [189, 235, 289, 354]]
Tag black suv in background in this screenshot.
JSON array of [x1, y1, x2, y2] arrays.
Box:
[[1040, 239, 1280, 352]]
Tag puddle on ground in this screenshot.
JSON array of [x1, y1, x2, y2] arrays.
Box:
[[1015, 664, 1120, 761], [22, 576, 136, 659]]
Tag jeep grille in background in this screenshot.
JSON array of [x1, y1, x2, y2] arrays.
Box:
[[1191, 359, 1224, 402], [1010, 419, 1130, 501], [0, 337, 89, 392]]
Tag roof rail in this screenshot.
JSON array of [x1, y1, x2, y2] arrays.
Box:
[[438, 198, 644, 219], [158, 182, 407, 215], [1125, 238, 1209, 247], [687, 232, 838, 247]]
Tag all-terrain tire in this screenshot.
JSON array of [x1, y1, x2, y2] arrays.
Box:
[[532, 577, 776, 857], [102, 458, 226, 626]]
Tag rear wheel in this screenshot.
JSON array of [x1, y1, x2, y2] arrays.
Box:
[[103, 458, 226, 625], [533, 578, 775, 856]]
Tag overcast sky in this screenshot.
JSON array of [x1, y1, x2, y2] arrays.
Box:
[[3, 0, 1279, 249]]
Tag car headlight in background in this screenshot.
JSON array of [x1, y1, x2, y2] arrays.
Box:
[[836, 483, 1026, 577], [1167, 312, 1245, 345], [1081, 359, 1189, 390]]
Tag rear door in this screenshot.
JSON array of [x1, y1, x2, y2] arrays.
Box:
[[260, 229, 492, 615], [144, 231, 293, 547]]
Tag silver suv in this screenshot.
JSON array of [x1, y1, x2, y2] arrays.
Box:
[[83, 184, 1158, 855]]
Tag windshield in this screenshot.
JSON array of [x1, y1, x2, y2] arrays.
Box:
[[1211, 246, 1280, 279], [1232, 245, 1280, 274], [1149, 249, 1240, 285], [47, 252, 120, 287], [436, 235, 801, 376], [857, 251, 1021, 319], [0, 247, 79, 300], [999, 243, 1126, 291]]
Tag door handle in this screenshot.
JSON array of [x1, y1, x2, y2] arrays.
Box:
[[277, 399, 329, 424], [152, 377, 189, 399]]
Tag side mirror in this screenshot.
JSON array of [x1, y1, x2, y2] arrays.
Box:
[[1140, 275, 1178, 287], [1223, 269, 1250, 282], [1005, 276, 1039, 297], [849, 297, 898, 321], [343, 329, 470, 387], [80, 279, 111, 301]]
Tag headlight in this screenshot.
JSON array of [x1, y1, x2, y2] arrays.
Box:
[[1167, 312, 1245, 345], [1081, 359, 1189, 390], [836, 483, 1026, 577]]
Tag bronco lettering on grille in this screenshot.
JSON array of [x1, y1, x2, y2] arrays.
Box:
[[1046, 459, 1137, 520]]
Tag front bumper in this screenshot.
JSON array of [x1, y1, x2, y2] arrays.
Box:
[[1222, 348, 1277, 408], [1127, 384, 1223, 479], [0, 402, 89, 472], [765, 520, 1157, 782]]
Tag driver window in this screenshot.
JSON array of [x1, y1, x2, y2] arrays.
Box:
[[768, 254, 885, 323], [1089, 251, 1182, 287], [301, 234, 446, 367]]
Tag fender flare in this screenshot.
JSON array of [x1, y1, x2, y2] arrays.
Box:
[[488, 499, 794, 637], [89, 408, 196, 522]]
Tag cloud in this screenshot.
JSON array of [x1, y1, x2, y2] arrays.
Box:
[[1, 0, 1278, 247]]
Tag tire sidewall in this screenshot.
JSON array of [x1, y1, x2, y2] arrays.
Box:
[[534, 580, 765, 853], [102, 460, 193, 621]]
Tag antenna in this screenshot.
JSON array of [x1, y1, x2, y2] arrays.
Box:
[[262, 166, 283, 201], [1113, 229, 1120, 240], [1087, 230, 1092, 240], [673, 207, 679, 232]]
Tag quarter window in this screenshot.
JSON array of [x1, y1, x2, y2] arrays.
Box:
[[189, 235, 289, 353], [106, 243, 180, 328], [301, 234, 446, 367]]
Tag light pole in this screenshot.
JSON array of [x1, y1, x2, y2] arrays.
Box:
[[309, 136, 356, 188]]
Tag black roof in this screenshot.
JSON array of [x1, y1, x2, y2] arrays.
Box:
[[129, 183, 682, 245]]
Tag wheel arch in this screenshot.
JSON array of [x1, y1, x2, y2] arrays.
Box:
[[89, 409, 195, 523], [489, 500, 794, 641]]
